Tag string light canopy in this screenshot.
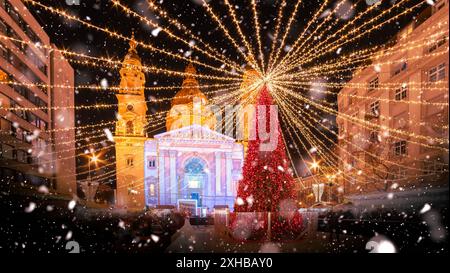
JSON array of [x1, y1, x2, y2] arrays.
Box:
[[2, 0, 445, 192]]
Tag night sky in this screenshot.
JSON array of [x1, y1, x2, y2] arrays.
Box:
[[24, 0, 425, 186]]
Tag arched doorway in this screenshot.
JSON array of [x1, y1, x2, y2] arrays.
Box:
[[183, 157, 207, 207]]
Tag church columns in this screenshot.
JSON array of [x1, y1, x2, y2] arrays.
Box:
[[169, 150, 177, 204], [225, 152, 233, 197], [215, 151, 222, 196], [158, 150, 166, 205]]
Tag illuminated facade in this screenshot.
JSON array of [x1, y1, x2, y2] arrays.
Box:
[[0, 0, 76, 196], [114, 40, 244, 211], [336, 1, 449, 204], [114, 38, 147, 209]]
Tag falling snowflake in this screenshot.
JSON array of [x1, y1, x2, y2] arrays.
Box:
[[420, 203, 431, 214], [374, 64, 381, 72], [246, 195, 254, 206], [38, 185, 49, 194], [236, 197, 245, 206], [151, 234, 160, 243], [24, 202, 36, 213], [65, 231, 73, 240], [151, 27, 162, 37], [376, 240, 396, 253], [68, 200, 76, 210], [100, 78, 108, 89], [104, 128, 114, 142], [118, 220, 126, 229]]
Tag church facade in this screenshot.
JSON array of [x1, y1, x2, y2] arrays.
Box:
[[144, 125, 244, 211], [114, 38, 244, 212]]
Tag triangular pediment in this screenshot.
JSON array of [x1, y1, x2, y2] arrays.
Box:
[[154, 124, 235, 142]]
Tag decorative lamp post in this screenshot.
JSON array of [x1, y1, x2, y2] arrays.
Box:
[[309, 159, 324, 203], [80, 153, 100, 204]]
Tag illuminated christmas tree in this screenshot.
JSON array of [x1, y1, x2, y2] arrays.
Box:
[[235, 86, 296, 213]]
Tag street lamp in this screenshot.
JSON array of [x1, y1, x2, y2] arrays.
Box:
[[81, 153, 100, 204], [88, 153, 98, 182], [309, 160, 320, 174], [309, 159, 324, 203]]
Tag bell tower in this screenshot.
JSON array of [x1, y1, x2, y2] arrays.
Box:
[[114, 35, 147, 210]]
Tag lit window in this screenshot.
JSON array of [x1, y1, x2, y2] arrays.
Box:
[[369, 101, 380, 116], [428, 36, 447, 53], [368, 77, 379, 92], [393, 141, 407, 156], [429, 63, 446, 82], [149, 184, 155, 196], [394, 85, 408, 101]]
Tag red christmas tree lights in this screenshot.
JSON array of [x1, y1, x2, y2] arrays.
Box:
[[235, 86, 296, 212]]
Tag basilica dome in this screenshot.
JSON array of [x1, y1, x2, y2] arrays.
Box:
[[171, 64, 208, 106], [166, 63, 216, 131]]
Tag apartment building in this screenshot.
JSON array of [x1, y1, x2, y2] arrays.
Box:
[[0, 0, 76, 196], [336, 0, 449, 203]]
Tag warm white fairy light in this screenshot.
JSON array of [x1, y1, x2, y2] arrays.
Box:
[[1, 0, 444, 194]]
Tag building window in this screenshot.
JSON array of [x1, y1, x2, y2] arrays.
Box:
[[13, 127, 24, 140], [368, 77, 379, 92], [0, 117, 11, 131], [423, 160, 447, 175], [369, 101, 380, 116], [148, 158, 156, 168], [369, 131, 379, 143], [429, 63, 446, 82], [393, 167, 407, 180], [126, 157, 134, 166], [126, 121, 134, 135], [393, 140, 407, 156], [433, 0, 446, 13], [0, 143, 14, 159], [394, 85, 408, 101], [16, 150, 27, 163], [149, 184, 155, 196], [428, 35, 447, 53], [392, 61, 407, 77]]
